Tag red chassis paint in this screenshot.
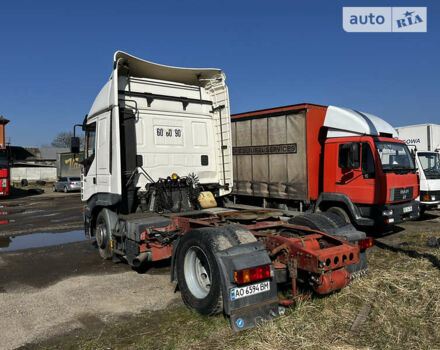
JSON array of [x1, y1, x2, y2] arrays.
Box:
[[136, 212, 361, 301]]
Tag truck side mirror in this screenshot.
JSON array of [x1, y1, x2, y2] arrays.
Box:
[[71, 137, 80, 154]]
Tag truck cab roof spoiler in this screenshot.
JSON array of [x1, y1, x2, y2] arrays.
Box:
[[324, 105, 398, 138], [114, 51, 225, 87], [87, 51, 227, 121]]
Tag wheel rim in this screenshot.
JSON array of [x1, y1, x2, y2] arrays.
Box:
[[96, 223, 107, 249], [184, 246, 212, 299]]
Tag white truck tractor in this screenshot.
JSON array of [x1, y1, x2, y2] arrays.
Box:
[[396, 124, 440, 214], [71, 52, 369, 331]]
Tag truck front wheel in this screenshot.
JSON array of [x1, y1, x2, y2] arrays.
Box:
[[176, 230, 223, 316], [95, 210, 113, 260]]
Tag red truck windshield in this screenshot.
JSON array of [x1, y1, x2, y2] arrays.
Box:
[[375, 141, 415, 172]]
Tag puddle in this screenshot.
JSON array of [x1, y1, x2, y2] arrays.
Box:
[[0, 231, 87, 252]]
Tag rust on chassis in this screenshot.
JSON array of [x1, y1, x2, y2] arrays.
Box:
[[134, 210, 360, 305]]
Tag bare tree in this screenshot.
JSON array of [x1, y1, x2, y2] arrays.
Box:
[[51, 131, 84, 148]]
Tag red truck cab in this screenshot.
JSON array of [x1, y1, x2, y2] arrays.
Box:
[[0, 149, 10, 197], [321, 136, 419, 226]]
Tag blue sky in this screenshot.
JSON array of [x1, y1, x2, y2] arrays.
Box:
[[0, 0, 438, 146]]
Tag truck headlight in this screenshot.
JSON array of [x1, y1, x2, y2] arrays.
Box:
[[382, 209, 393, 216], [432, 196, 436, 201]]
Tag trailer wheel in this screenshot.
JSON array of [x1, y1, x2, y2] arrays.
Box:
[[176, 230, 223, 316], [95, 210, 113, 260]]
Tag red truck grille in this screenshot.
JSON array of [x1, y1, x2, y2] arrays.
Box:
[[390, 187, 413, 202]]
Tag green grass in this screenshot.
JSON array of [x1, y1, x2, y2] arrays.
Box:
[[37, 229, 440, 350]]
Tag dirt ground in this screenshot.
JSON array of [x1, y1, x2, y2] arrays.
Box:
[[0, 188, 439, 349], [0, 189, 179, 350], [0, 186, 83, 237]]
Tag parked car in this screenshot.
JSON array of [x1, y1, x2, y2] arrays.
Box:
[[53, 177, 80, 192]]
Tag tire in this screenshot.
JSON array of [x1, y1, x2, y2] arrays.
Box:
[[288, 213, 336, 234], [176, 229, 223, 316], [63, 186, 68, 193], [321, 212, 349, 228], [95, 210, 113, 260], [326, 206, 351, 224]]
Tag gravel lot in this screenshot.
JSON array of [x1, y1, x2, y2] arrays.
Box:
[[0, 189, 439, 349], [0, 190, 179, 350]]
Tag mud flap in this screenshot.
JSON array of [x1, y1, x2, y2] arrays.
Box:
[[214, 241, 280, 331]]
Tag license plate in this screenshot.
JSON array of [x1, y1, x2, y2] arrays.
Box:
[[230, 281, 270, 301], [403, 206, 413, 213]]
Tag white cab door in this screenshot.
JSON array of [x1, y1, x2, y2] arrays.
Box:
[[96, 112, 112, 193]]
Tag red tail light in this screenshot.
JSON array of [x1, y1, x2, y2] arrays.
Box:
[[234, 264, 271, 285], [358, 237, 374, 250]]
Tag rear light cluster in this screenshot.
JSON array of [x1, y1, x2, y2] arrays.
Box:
[[358, 237, 374, 250], [234, 264, 271, 285]]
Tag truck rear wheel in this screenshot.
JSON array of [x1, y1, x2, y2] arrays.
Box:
[[288, 213, 336, 233], [176, 230, 223, 316], [95, 210, 113, 260]]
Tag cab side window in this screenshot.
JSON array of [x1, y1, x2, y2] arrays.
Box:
[[84, 122, 96, 175], [361, 143, 375, 179]]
